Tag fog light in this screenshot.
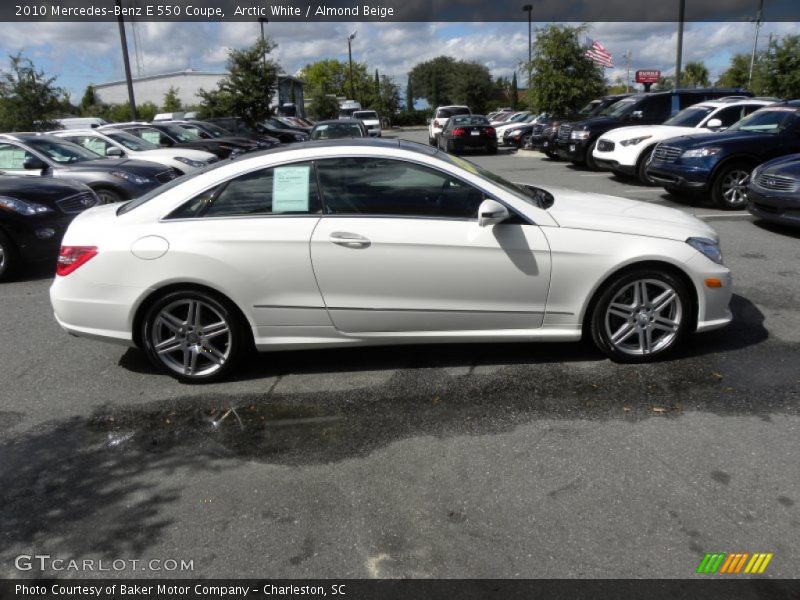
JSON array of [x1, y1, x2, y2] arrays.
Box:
[[35, 228, 56, 239], [704, 278, 723, 288]]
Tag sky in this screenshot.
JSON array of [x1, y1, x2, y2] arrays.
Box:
[[0, 20, 797, 103]]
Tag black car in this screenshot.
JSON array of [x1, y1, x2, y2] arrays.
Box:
[[747, 153, 800, 227], [501, 113, 551, 149], [268, 117, 311, 133], [309, 119, 368, 140], [438, 115, 497, 154], [527, 94, 633, 158], [0, 133, 179, 204], [647, 102, 800, 209], [555, 89, 752, 169], [168, 119, 280, 150], [105, 122, 250, 159], [0, 176, 99, 280], [204, 117, 308, 144]]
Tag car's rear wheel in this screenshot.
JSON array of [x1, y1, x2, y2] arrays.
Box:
[[428, 136, 436, 146], [590, 269, 691, 363], [0, 230, 18, 282], [141, 289, 248, 383], [712, 161, 752, 210], [637, 146, 658, 185]]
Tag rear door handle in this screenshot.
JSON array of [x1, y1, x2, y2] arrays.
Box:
[[329, 231, 371, 248]]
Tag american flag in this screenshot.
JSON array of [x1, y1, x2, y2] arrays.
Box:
[[585, 39, 614, 68]]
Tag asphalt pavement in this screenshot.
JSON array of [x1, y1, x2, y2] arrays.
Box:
[[0, 129, 798, 579]]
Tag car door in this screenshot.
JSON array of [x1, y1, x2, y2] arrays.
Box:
[[160, 160, 328, 331], [310, 157, 552, 333]]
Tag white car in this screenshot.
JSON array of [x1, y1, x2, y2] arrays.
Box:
[[352, 110, 382, 137], [52, 128, 217, 173], [592, 98, 775, 184], [428, 105, 470, 145], [491, 110, 531, 126], [50, 139, 732, 382]]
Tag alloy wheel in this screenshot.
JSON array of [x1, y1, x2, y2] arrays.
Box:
[[150, 298, 232, 377], [720, 169, 750, 207], [604, 278, 683, 356]]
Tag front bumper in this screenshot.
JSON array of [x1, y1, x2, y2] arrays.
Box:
[[747, 186, 800, 227], [556, 139, 589, 161], [685, 253, 734, 333], [646, 160, 712, 191], [593, 159, 637, 176]]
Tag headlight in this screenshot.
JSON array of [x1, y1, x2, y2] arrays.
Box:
[[173, 156, 205, 168], [0, 195, 53, 216], [686, 237, 723, 265], [681, 147, 721, 158], [570, 130, 591, 140], [620, 135, 652, 147], [110, 170, 152, 185]]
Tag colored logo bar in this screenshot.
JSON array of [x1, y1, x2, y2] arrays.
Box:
[[696, 553, 773, 574]]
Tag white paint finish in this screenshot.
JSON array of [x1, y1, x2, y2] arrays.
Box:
[[130, 235, 169, 260]]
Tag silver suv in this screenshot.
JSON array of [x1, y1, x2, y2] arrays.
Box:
[[428, 105, 471, 145]]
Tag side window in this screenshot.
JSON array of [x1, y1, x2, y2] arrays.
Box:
[[0, 143, 35, 170], [167, 161, 321, 219], [65, 135, 112, 156], [638, 95, 671, 120], [136, 128, 166, 146], [713, 106, 746, 128], [316, 157, 487, 219], [742, 104, 764, 117]]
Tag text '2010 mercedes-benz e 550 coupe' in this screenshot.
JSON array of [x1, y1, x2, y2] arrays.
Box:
[[50, 139, 733, 382]]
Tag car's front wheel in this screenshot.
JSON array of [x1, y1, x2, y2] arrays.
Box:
[[590, 269, 691, 363], [637, 146, 658, 186], [712, 161, 752, 210], [141, 289, 248, 383], [0, 230, 18, 282]]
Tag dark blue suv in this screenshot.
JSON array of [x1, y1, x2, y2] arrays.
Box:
[[646, 102, 800, 209]]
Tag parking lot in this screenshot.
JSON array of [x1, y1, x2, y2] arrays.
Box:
[[1, 128, 799, 579]]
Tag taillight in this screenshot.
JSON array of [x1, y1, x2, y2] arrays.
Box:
[[57, 246, 97, 276], [452, 128, 467, 136], [485, 127, 496, 136]]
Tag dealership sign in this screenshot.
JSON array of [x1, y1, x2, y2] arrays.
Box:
[[635, 70, 661, 84]]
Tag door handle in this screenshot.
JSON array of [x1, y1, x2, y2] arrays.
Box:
[[329, 231, 371, 248]]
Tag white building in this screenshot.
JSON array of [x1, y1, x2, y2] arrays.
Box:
[[92, 69, 306, 115]]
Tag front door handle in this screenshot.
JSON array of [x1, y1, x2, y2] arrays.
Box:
[[329, 231, 371, 248]]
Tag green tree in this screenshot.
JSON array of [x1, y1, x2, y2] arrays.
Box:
[[510, 72, 519, 110], [683, 61, 710, 88], [197, 38, 279, 127], [761, 35, 800, 99], [451, 62, 493, 113], [308, 92, 340, 120], [409, 56, 456, 106], [378, 75, 400, 115], [162, 86, 182, 112], [405, 75, 414, 110], [80, 85, 97, 114], [524, 25, 605, 115], [716, 54, 752, 89], [298, 58, 372, 102], [105, 101, 157, 123], [0, 53, 65, 131]]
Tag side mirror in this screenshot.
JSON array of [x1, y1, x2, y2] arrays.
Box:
[[105, 146, 123, 157], [478, 199, 509, 227], [23, 156, 47, 171], [706, 118, 723, 130], [631, 110, 644, 120]]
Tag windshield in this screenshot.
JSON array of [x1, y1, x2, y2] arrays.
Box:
[[27, 138, 101, 163], [199, 122, 233, 137], [728, 109, 795, 134], [157, 123, 201, 142], [578, 100, 602, 115], [105, 131, 159, 151], [353, 111, 378, 120], [438, 152, 553, 209], [600, 98, 637, 117], [663, 106, 716, 128]]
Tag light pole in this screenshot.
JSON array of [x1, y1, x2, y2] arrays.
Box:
[[748, 0, 764, 89], [115, 0, 137, 120], [522, 4, 532, 101], [675, 0, 685, 89], [347, 30, 357, 100]]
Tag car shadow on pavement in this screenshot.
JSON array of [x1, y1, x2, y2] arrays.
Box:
[[5, 262, 55, 284], [753, 219, 800, 240]]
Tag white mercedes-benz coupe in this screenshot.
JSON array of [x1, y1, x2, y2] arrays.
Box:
[[50, 139, 733, 382]]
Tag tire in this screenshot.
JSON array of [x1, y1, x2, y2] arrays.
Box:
[[521, 134, 531, 149], [590, 268, 691, 363], [428, 135, 436, 146], [0, 230, 18, 282], [487, 145, 498, 155], [584, 139, 600, 171], [545, 149, 559, 159], [711, 161, 753, 210], [637, 146, 658, 186], [141, 289, 248, 383], [93, 187, 124, 204], [663, 184, 683, 196]]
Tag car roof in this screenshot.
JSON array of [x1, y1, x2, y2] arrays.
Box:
[[50, 128, 117, 136], [0, 132, 58, 143], [690, 98, 776, 109], [314, 119, 363, 125]]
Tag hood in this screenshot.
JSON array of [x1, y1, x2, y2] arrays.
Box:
[[759, 153, 800, 176], [601, 125, 697, 142], [666, 130, 777, 148], [135, 148, 215, 162], [0, 175, 92, 204], [65, 157, 171, 175], [541, 186, 718, 242]]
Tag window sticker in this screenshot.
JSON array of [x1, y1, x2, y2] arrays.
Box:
[[272, 166, 310, 212], [0, 148, 29, 169]]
